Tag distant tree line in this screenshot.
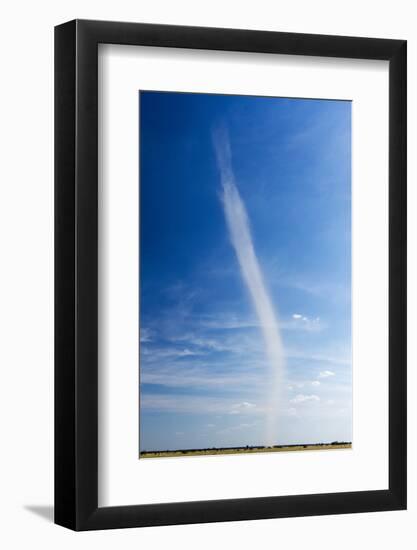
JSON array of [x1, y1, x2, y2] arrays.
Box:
[[140, 441, 352, 455]]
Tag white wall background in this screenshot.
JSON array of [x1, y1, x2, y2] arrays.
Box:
[[0, 1, 414, 548]]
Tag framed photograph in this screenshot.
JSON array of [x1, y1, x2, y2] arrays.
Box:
[[55, 19, 406, 530]]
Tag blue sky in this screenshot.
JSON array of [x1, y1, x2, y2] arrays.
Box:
[[139, 91, 351, 452]]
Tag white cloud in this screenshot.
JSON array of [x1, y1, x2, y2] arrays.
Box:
[[140, 328, 153, 343], [141, 346, 204, 360], [198, 312, 323, 333], [178, 348, 200, 357], [168, 330, 261, 356], [286, 350, 350, 365], [290, 394, 320, 404], [229, 401, 257, 415], [288, 380, 320, 390], [144, 316, 348, 372], [141, 395, 262, 416], [141, 363, 262, 390], [214, 126, 285, 446], [284, 314, 323, 332], [199, 315, 258, 330], [319, 370, 335, 378]]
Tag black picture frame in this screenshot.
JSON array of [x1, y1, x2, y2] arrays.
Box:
[[55, 19, 407, 531]]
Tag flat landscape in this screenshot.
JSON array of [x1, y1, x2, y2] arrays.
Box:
[[140, 442, 352, 458]]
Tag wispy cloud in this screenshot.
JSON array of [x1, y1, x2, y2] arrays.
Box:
[[140, 328, 153, 343], [287, 350, 350, 366], [281, 314, 323, 332], [198, 314, 258, 330], [271, 270, 350, 305], [141, 346, 204, 361], [141, 364, 263, 390], [288, 380, 321, 390], [159, 325, 345, 364], [140, 323, 348, 395], [290, 394, 320, 404], [198, 312, 323, 333], [229, 401, 257, 415], [319, 370, 335, 378], [213, 125, 286, 446], [141, 394, 263, 415]]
